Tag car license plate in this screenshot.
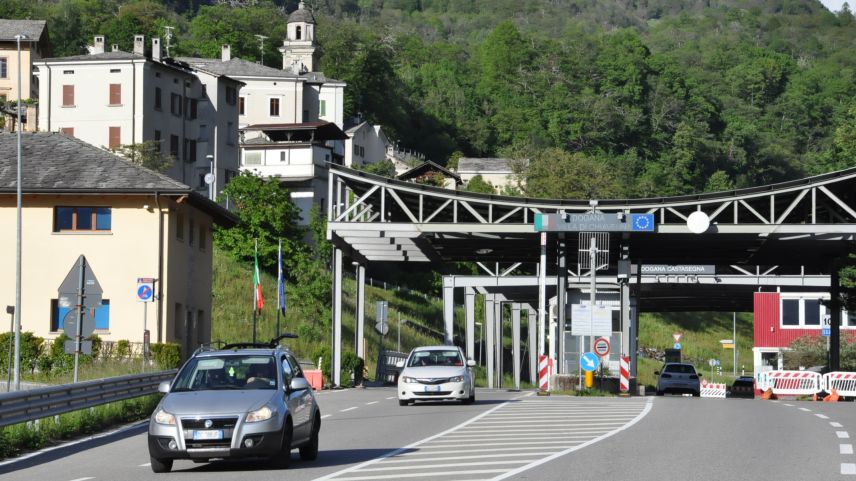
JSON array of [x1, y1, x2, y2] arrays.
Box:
[[193, 430, 223, 440], [424, 385, 442, 392]]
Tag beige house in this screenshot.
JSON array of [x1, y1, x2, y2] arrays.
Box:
[[456, 157, 527, 192], [0, 132, 237, 358], [0, 19, 49, 132]]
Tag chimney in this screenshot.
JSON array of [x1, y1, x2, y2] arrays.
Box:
[[221, 44, 231, 62], [111, 44, 119, 52], [92, 35, 105, 54], [133, 35, 145, 56], [152, 38, 161, 61]]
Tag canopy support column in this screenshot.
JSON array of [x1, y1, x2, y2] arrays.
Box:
[[465, 288, 476, 361], [332, 248, 343, 387]]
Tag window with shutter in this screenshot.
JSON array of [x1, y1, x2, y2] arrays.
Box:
[[63, 85, 74, 106], [109, 126, 121, 150], [60, 127, 74, 137], [109, 84, 121, 105]]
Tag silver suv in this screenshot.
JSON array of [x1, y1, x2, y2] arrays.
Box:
[[147, 335, 320, 473]]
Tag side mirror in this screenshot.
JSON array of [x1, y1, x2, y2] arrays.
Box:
[[158, 380, 171, 394], [653, 371, 659, 376], [467, 359, 476, 367], [289, 377, 311, 392], [395, 360, 405, 369]]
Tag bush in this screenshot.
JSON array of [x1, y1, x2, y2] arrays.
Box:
[[313, 346, 332, 384], [341, 352, 365, 387], [0, 332, 44, 374], [150, 343, 182, 369], [114, 340, 131, 360]]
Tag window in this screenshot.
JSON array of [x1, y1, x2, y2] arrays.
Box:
[[782, 299, 799, 326], [108, 126, 121, 150], [360, 146, 365, 157], [170, 93, 182, 116], [154, 130, 161, 151], [0, 58, 6, 78], [176, 212, 184, 240], [62, 85, 75, 107], [174, 303, 184, 340], [320, 99, 326, 116], [188, 217, 195, 246], [109, 83, 121, 105], [239, 96, 245, 115], [226, 122, 235, 146], [199, 225, 207, 251], [186, 98, 198, 119], [170, 135, 179, 157], [269, 98, 280, 116], [51, 299, 110, 331], [245, 152, 262, 165], [805, 299, 821, 326], [280, 151, 288, 163], [60, 127, 74, 137], [780, 296, 838, 328], [110, 68, 120, 73], [154, 87, 162, 110], [54, 207, 111, 232], [63, 70, 74, 75], [183, 139, 197, 162], [225, 86, 237, 105]]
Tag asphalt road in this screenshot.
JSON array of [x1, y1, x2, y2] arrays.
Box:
[[2, 389, 856, 480]]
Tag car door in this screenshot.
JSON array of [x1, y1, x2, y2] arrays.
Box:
[[280, 355, 304, 442], [286, 354, 312, 442]]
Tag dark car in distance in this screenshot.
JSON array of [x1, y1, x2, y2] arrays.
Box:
[[728, 376, 755, 399]]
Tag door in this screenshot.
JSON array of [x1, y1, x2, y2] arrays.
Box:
[[281, 356, 308, 443], [287, 354, 313, 441]]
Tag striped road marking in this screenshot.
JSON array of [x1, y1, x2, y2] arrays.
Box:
[[314, 397, 651, 481]]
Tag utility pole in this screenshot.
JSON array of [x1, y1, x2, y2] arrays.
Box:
[[255, 35, 268, 65], [164, 26, 174, 58]]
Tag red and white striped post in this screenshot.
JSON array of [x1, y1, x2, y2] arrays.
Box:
[[539, 355, 552, 391], [619, 356, 630, 394]]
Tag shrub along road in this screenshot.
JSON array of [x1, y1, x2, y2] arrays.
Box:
[[2, 389, 855, 480]]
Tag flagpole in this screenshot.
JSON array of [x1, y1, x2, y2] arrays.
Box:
[[276, 239, 281, 337], [253, 238, 258, 344]]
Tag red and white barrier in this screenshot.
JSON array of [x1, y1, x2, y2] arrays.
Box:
[[619, 356, 630, 393], [538, 355, 553, 391], [757, 370, 822, 396], [700, 380, 726, 398], [823, 372, 856, 396]]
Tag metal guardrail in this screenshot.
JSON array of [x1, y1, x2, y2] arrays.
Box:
[[0, 370, 177, 428]]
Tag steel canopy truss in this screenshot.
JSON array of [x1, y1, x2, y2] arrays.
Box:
[[328, 164, 856, 267]]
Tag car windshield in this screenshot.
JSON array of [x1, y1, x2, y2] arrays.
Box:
[[663, 364, 696, 374], [407, 350, 464, 367], [171, 355, 278, 392]]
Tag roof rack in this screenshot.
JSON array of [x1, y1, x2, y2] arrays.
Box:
[[222, 333, 299, 351], [191, 340, 226, 357]]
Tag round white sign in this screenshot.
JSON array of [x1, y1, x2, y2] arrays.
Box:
[[687, 211, 711, 234]]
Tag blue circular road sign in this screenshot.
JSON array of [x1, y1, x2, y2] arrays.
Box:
[[674, 342, 682, 350], [580, 352, 600, 372], [137, 284, 153, 301]]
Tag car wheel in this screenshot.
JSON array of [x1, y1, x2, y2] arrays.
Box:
[[272, 418, 293, 468], [150, 456, 173, 473], [398, 399, 409, 406], [299, 412, 320, 461]]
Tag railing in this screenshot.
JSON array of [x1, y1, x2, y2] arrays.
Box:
[[0, 370, 176, 428]]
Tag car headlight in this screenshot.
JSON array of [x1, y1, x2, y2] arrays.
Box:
[[401, 376, 417, 383], [245, 405, 274, 423], [448, 376, 464, 383], [153, 409, 176, 425]]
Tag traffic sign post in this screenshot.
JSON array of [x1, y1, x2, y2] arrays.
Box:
[[137, 278, 156, 370], [580, 352, 600, 372], [58, 256, 103, 383], [594, 337, 610, 357]]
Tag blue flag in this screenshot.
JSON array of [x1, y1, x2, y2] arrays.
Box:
[[277, 240, 286, 315]]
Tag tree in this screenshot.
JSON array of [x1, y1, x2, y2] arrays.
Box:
[[214, 171, 304, 271], [120, 141, 174, 172], [524, 148, 623, 200], [359, 160, 396, 178], [464, 175, 495, 194]]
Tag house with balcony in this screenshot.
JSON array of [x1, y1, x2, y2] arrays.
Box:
[[0, 132, 237, 358]]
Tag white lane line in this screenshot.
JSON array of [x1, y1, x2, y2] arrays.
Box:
[[359, 460, 532, 472], [783, 403, 794, 406], [341, 407, 359, 412], [816, 414, 830, 419], [839, 431, 851, 439], [69, 478, 95, 481], [833, 422, 845, 428], [492, 399, 654, 481], [139, 462, 151, 467], [329, 469, 506, 480], [377, 452, 556, 464], [420, 440, 604, 448], [393, 446, 576, 457], [799, 407, 811, 412], [366, 401, 379, 405], [313, 399, 511, 481], [841, 444, 854, 455], [321, 414, 332, 419], [385, 396, 396, 400], [842, 463, 856, 475]]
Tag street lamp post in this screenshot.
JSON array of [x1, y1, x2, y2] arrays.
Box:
[[205, 154, 215, 201], [5, 306, 13, 392], [12, 33, 28, 392]]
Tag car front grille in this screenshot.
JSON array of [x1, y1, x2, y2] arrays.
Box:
[[416, 378, 450, 385], [180, 416, 238, 449], [181, 417, 238, 429], [414, 391, 453, 396]]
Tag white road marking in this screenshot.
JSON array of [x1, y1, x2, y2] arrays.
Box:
[[842, 444, 854, 455], [783, 403, 794, 406], [341, 407, 358, 412], [378, 452, 556, 464], [833, 422, 845, 428], [839, 431, 851, 439], [328, 469, 507, 480], [366, 401, 379, 405], [816, 414, 830, 419], [139, 462, 151, 467], [799, 407, 811, 412], [842, 463, 856, 475], [321, 414, 332, 419], [69, 478, 95, 481], [359, 460, 532, 472], [393, 446, 575, 456], [386, 396, 396, 400]]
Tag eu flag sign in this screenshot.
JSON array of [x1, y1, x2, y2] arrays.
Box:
[[630, 213, 655, 231]]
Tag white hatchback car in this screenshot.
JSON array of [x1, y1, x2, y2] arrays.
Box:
[[397, 346, 476, 406]]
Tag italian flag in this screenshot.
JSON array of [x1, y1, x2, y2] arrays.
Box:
[[254, 240, 264, 311]]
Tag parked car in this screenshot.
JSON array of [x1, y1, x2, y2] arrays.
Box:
[[655, 363, 701, 397], [728, 376, 756, 399], [147, 335, 320, 473], [397, 345, 476, 406]]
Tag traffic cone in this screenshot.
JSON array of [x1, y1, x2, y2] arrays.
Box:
[[761, 387, 777, 400], [824, 389, 840, 402]]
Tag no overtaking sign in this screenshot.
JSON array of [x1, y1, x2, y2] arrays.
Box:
[[594, 337, 610, 357]]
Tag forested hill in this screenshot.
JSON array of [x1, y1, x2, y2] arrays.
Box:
[[4, 0, 856, 198]]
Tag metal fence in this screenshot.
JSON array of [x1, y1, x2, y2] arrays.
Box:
[[0, 370, 176, 428]]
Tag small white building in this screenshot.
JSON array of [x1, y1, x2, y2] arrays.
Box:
[[344, 119, 391, 168], [457, 157, 526, 192], [33, 35, 243, 201]]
